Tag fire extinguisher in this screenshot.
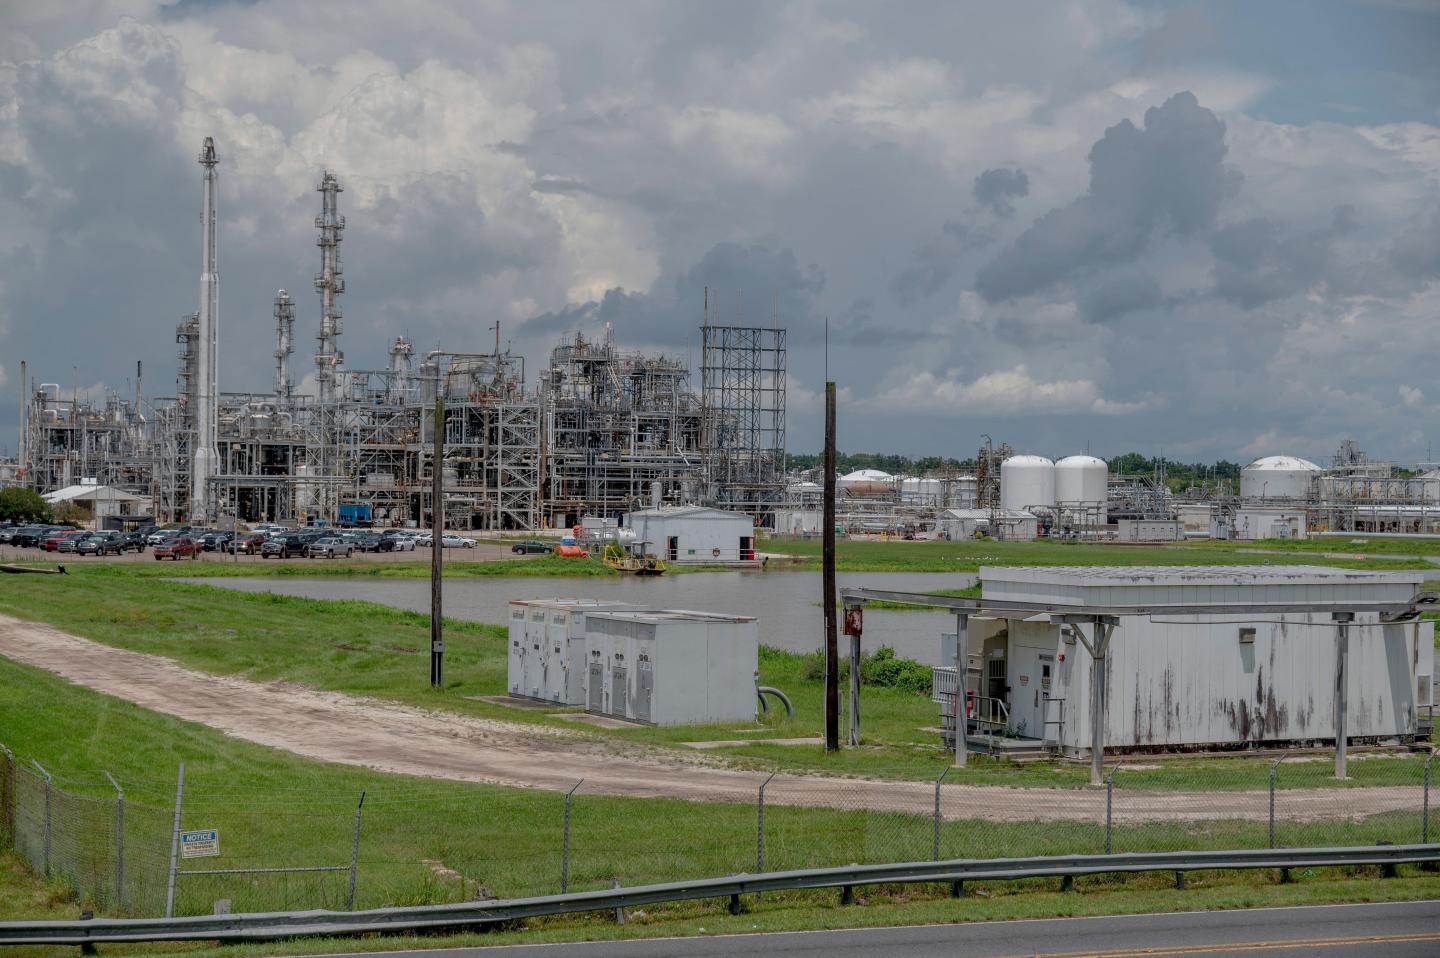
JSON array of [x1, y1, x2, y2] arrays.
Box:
[[965, 688, 976, 719]]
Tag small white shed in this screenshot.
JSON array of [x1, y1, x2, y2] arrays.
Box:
[[932, 509, 1039, 541], [624, 505, 757, 563], [583, 609, 758, 724]]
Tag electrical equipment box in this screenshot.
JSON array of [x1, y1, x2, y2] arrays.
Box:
[[507, 599, 633, 705], [582, 609, 758, 725]]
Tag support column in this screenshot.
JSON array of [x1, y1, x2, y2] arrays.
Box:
[[846, 606, 861, 746], [954, 613, 968, 768], [1334, 612, 1353, 779]]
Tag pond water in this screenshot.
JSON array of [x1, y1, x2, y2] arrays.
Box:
[[189, 571, 976, 665]]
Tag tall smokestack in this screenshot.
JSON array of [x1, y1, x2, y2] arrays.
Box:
[[314, 171, 345, 405], [17, 359, 26, 480], [191, 136, 219, 521], [274, 290, 294, 401]]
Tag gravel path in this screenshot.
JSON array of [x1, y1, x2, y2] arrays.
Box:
[[0, 613, 1418, 823]]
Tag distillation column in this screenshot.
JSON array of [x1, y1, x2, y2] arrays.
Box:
[[314, 171, 345, 403], [274, 290, 295, 402], [191, 137, 220, 521]]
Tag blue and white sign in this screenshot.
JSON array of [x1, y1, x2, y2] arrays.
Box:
[[179, 829, 220, 858]]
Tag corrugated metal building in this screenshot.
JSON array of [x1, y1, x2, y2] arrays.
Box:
[[624, 505, 758, 563], [937, 566, 1433, 755]]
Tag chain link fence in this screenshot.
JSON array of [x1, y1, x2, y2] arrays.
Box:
[[1, 747, 1434, 918]]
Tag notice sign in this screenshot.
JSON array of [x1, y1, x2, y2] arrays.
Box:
[[180, 829, 220, 858]]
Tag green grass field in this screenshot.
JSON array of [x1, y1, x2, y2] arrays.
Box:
[[763, 535, 1439, 572], [0, 569, 1430, 787], [0, 651, 1435, 948]]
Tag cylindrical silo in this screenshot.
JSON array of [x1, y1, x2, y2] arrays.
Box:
[[1240, 456, 1321, 499], [1055, 455, 1108, 508], [1000, 455, 1055, 512]]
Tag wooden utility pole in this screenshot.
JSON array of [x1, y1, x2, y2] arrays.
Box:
[[430, 393, 444, 688], [823, 382, 839, 751]]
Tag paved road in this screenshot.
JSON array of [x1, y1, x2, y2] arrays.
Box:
[[315, 901, 1440, 956]]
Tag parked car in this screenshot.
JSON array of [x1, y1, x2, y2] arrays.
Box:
[[510, 539, 553, 554], [227, 533, 267, 554], [153, 536, 201, 560], [201, 531, 233, 552], [147, 529, 178, 546], [306, 536, 354, 559], [11, 525, 56, 548], [118, 531, 147, 552], [350, 531, 384, 552], [43, 530, 87, 552], [262, 534, 314, 559], [375, 534, 415, 553], [76, 532, 125, 556]]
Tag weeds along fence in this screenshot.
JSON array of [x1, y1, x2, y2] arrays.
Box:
[[1, 746, 1435, 918]]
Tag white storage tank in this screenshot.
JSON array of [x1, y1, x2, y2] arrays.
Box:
[[1240, 456, 1321, 499], [1001, 455, 1055, 512], [584, 609, 759, 725], [1055, 455, 1108, 507]]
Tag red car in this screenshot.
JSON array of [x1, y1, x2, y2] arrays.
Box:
[[153, 536, 201, 560], [42, 530, 86, 552]]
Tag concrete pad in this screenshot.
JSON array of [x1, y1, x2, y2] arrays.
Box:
[[466, 694, 563, 711], [551, 712, 648, 729], [681, 737, 824, 749]]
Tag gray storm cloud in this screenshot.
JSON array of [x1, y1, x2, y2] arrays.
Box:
[[975, 91, 1236, 303]]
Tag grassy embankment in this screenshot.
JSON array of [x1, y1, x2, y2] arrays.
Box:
[[1, 652, 1437, 954], [0, 569, 1430, 785], [762, 535, 1440, 573]]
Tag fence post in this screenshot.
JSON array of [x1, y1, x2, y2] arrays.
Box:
[[933, 766, 950, 862], [1269, 752, 1287, 850], [757, 773, 775, 875], [347, 791, 365, 911], [0, 745, 13, 843], [164, 762, 185, 919], [1104, 765, 1118, 855], [561, 779, 582, 894], [104, 772, 124, 912], [1424, 750, 1434, 845], [31, 761, 52, 876]]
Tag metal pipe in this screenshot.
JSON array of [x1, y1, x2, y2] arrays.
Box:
[[347, 791, 365, 910], [164, 762, 185, 919], [192, 138, 219, 522], [104, 772, 124, 910], [955, 613, 968, 768], [1334, 613, 1353, 779], [757, 773, 775, 874], [561, 779, 582, 894]]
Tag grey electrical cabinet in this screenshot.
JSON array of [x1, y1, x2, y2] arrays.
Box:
[[507, 599, 633, 705], [582, 609, 758, 725]]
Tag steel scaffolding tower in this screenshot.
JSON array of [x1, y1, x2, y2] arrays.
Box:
[[700, 324, 787, 522]]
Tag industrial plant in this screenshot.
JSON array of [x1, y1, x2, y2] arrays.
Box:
[[6, 138, 1440, 545], [8, 139, 787, 530]]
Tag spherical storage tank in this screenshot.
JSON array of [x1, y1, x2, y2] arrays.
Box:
[[1055, 455, 1108, 507], [1240, 456, 1321, 499], [1000, 455, 1055, 511]]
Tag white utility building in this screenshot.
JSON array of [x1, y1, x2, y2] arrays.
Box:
[[932, 508, 1039, 541], [42, 482, 148, 523], [508, 599, 635, 704], [583, 608, 758, 724], [624, 505, 757, 563], [933, 566, 1432, 756]]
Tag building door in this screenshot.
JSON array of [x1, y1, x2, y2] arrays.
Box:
[[1007, 645, 1050, 739], [587, 660, 604, 712], [667, 536, 678, 561], [610, 665, 628, 717], [739, 536, 754, 560]]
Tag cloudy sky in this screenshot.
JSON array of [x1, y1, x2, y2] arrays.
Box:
[[2, 1, 1438, 464]]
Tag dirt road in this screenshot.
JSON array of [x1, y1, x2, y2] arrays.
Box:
[[0, 613, 1419, 823]]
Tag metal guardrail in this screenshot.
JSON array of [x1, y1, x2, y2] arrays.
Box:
[[3, 844, 1437, 945]]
